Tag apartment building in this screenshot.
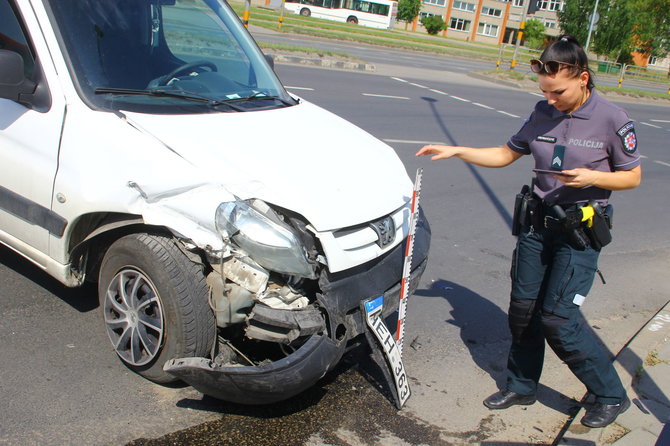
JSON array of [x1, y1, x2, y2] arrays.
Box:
[[413, 0, 562, 45]]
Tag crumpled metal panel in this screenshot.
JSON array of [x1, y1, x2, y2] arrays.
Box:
[[245, 304, 325, 343]]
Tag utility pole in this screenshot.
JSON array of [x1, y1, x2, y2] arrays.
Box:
[[584, 0, 600, 52]]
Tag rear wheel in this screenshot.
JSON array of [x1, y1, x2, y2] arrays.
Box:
[[99, 233, 215, 383], [347, 16, 358, 24], [300, 7, 311, 16]]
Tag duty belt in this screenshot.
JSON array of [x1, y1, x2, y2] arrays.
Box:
[[528, 201, 583, 232]]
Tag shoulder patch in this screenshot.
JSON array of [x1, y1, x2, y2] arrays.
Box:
[[617, 121, 637, 153]]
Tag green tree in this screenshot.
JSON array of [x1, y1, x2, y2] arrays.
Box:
[[559, 0, 634, 61], [523, 18, 546, 49], [557, 0, 596, 46], [420, 15, 447, 35], [592, 0, 634, 62], [396, 0, 421, 29], [630, 0, 670, 58]]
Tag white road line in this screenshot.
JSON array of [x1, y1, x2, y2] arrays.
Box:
[[650, 120, 670, 123], [409, 82, 429, 89], [529, 92, 544, 97], [391, 77, 408, 83], [285, 86, 314, 91], [362, 93, 410, 100], [653, 160, 670, 167], [429, 89, 449, 95], [384, 139, 444, 145], [640, 155, 648, 158], [473, 102, 494, 110], [641, 122, 663, 129], [497, 110, 521, 118], [450, 95, 471, 102]]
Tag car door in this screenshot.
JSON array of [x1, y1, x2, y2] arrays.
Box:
[[0, 0, 66, 256]]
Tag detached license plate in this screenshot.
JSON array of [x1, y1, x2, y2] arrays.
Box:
[[363, 295, 411, 407]]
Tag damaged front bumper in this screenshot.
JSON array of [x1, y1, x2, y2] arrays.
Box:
[[165, 209, 431, 404], [164, 333, 340, 404]]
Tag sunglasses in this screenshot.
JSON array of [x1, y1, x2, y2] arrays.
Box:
[[529, 59, 584, 75]]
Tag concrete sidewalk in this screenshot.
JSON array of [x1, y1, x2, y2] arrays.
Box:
[[556, 301, 670, 445]]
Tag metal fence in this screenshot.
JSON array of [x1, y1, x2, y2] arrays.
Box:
[[496, 44, 670, 94]]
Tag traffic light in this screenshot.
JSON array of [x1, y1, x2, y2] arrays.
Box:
[[527, 0, 539, 14]]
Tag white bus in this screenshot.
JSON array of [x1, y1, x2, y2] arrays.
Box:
[[284, 0, 397, 29]]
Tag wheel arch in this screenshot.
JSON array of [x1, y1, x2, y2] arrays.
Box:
[[66, 212, 210, 284]]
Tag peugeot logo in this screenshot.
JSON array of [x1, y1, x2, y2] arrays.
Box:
[[369, 215, 396, 248]]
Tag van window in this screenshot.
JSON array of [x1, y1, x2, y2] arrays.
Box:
[[0, 0, 35, 77], [45, 0, 294, 113]]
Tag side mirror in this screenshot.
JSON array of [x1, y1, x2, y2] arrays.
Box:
[[0, 49, 37, 105]]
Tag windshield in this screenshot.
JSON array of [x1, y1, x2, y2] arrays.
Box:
[[46, 0, 295, 113]]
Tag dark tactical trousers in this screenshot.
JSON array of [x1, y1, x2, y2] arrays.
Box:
[[505, 226, 626, 405]]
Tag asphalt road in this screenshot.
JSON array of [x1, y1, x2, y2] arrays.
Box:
[[1, 58, 669, 445], [252, 25, 670, 95]]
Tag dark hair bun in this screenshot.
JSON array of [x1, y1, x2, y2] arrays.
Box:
[[555, 34, 581, 47]]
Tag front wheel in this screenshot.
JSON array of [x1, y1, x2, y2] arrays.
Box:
[[300, 7, 311, 16], [98, 233, 215, 383], [346, 16, 358, 24]]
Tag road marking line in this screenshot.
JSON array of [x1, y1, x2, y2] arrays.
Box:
[[409, 82, 429, 89], [429, 89, 449, 95], [450, 95, 471, 102], [650, 119, 670, 123], [391, 77, 408, 83], [641, 122, 663, 129], [497, 110, 521, 118], [473, 102, 494, 110], [653, 160, 670, 167], [285, 86, 314, 90], [640, 155, 648, 158], [384, 139, 444, 145], [362, 93, 410, 100], [529, 92, 544, 97]]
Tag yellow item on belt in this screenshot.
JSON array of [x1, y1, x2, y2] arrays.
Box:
[[581, 205, 595, 227]]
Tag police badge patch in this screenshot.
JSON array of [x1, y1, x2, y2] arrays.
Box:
[[617, 121, 637, 153]]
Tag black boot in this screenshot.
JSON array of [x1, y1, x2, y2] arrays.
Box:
[[581, 397, 631, 428], [483, 390, 537, 410]]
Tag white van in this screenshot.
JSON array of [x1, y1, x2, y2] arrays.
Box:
[[0, 0, 429, 404]]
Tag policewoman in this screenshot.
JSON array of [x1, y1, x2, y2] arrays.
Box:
[[416, 35, 641, 428]]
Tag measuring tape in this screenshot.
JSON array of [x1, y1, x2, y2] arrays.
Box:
[[395, 168, 423, 356]]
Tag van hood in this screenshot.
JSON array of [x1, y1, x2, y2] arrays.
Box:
[[122, 101, 412, 231]]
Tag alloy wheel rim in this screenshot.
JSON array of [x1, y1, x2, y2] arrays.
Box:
[[103, 268, 164, 366]]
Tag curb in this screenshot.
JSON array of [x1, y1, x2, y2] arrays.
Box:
[[556, 300, 670, 445], [468, 71, 524, 89], [272, 54, 376, 72]]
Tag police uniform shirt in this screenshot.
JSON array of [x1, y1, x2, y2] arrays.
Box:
[[507, 90, 641, 205]]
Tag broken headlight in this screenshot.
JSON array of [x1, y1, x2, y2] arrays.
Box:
[[215, 200, 316, 279]]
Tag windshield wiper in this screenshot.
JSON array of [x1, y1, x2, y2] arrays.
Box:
[[225, 92, 296, 107], [94, 88, 245, 111]]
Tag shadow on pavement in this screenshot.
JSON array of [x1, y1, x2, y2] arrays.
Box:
[[420, 96, 513, 231], [0, 243, 98, 312], [414, 279, 579, 416], [619, 346, 670, 424]]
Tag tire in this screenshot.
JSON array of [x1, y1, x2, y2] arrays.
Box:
[[347, 16, 358, 24], [300, 8, 311, 16], [98, 233, 215, 384]]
